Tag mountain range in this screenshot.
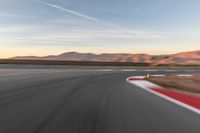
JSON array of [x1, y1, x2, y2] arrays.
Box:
[[12, 50, 200, 65]]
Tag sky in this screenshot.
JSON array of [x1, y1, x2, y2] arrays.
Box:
[[1, 0, 200, 58]]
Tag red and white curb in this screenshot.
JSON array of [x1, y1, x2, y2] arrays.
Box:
[[127, 75, 200, 115]]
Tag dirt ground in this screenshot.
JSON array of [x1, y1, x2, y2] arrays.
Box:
[[148, 75, 200, 94]]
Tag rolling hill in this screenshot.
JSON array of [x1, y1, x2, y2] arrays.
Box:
[[11, 50, 200, 65]]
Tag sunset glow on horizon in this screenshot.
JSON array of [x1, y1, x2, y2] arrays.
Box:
[[1, 0, 200, 58]]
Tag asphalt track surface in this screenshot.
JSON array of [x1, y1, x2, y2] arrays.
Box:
[[0, 69, 200, 133]]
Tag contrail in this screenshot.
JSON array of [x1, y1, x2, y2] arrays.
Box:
[[36, 0, 127, 30], [36, 0, 140, 31], [35, 0, 162, 39], [35, 0, 124, 30], [36, 0, 99, 22]]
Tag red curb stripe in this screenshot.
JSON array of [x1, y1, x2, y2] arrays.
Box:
[[150, 87, 200, 110], [128, 78, 145, 80]]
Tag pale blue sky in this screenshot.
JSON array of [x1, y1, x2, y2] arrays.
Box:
[[1, 0, 200, 58]]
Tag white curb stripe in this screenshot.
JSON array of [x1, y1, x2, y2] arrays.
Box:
[[127, 76, 200, 115]]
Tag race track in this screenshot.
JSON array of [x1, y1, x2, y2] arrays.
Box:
[[0, 68, 199, 133]]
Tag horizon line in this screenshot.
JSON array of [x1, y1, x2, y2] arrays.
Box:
[[1, 49, 200, 59]]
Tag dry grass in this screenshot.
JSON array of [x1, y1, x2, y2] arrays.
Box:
[[0, 59, 150, 66], [148, 75, 200, 94]]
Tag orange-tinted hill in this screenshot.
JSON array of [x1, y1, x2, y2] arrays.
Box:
[[12, 50, 200, 65]]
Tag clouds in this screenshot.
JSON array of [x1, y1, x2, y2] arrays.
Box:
[[35, 0, 164, 40], [36, 0, 99, 22], [1, 0, 200, 58], [0, 13, 17, 17], [72, 29, 163, 39]]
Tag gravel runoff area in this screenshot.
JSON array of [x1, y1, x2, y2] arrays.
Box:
[[148, 75, 200, 94]]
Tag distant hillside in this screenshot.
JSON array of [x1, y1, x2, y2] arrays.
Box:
[[156, 50, 200, 65], [11, 50, 200, 65]]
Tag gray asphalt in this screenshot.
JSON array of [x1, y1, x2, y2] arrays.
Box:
[[0, 69, 199, 133]]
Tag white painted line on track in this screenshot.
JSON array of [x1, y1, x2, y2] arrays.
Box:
[[164, 70, 177, 72], [121, 69, 136, 71], [0, 73, 33, 77], [176, 74, 193, 77], [0, 71, 64, 77], [96, 69, 113, 72], [150, 75, 166, 77], [144, 70, 159, 72]]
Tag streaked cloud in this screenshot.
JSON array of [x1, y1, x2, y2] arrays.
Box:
[[1, 0, 200, 58], [73, 29, 164, 39], [36, 0, 164, 39], [36, 0, 99, 22], [0, 26, 33, 33], [0, 13, 16, 17]]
